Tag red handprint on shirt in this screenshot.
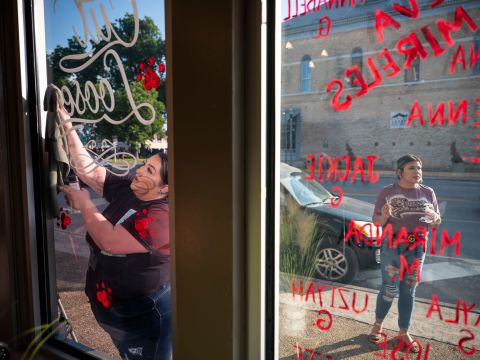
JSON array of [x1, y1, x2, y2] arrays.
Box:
[[96, 281, 112, 308], [134, 208, 154, 239], [56, 207, 72, 229]]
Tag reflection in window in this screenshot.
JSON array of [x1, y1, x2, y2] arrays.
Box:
[[473, 31, 480, 75], [281, 109, 299, 161], [405, 56, 420, 82], [300, 55, 312, 92], [350, 47, 363, 87]]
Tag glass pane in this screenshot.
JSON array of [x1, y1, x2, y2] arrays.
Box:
[[277, 1, 480, 359], [38, 1, 170, 358]]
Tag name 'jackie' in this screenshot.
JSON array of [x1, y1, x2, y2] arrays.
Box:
[[326, 3, 478, 111]]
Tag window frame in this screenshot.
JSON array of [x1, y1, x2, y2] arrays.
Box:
[[0, 1, 264, 360]]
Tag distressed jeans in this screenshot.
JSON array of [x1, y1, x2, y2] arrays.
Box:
[[375, 241, 426, 330], [90, 283, 172, 360]]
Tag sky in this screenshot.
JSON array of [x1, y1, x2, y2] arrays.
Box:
[[44, 0, 165, 52]]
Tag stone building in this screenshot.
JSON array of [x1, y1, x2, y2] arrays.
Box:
[[281, 0, 480, 171]]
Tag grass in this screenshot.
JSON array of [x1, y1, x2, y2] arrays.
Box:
[[280, 196, 324, 279]]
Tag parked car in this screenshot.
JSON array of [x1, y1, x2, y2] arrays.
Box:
[[280, 162, 381, 283]]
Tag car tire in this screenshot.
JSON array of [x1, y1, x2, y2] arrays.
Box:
[[315, 245, 359, 284]]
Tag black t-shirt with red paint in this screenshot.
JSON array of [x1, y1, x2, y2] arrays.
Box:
[[85, 172, 169, 307]]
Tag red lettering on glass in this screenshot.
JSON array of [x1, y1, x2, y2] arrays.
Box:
[[392, 0, 420, 19], [327, 6, 477, 111], [373, 332, 388, 358], [440, 229, 461, 256], [437, 6, 478, 47], [421, 25, 445, 57], [306, 154, 380, 183], [376, 48, 401, 78], [399, 255, 421, 282], [315, 309, 333, 331], [407, 99, 469, 127], [428, 101, 445, 126], [330, 186, 343, 208], [430, 0, 444, 8], [407, 100, 424, 127], [458, 330, 476, 355], [375, 10, 401, 43], [397, 32, 429, 69], [345, 65, 369, 97], [426, 294, 443, 320], [366, 57, 383, 90], [326, 79, 352, 111], [450, 44, 467, 74], [305, 281, 316, 303], [449, 99, 468, 125], [292, 277, 304, 300], [314, 16, 332, 39]]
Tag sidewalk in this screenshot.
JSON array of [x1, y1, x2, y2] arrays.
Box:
[[55, 225, 119, 359], [279, 309, 473, 359], [279, 275, 479, 359]]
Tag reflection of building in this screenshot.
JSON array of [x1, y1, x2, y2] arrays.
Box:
[[282, 0, 480, 170]]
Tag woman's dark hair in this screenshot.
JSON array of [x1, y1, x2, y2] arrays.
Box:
[[396, 154, 422, 179], [154, 149, 168, 185]]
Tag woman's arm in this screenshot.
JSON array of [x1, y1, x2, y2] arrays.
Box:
[[62, 185, 148, 254], [58, 107, 106, 196]]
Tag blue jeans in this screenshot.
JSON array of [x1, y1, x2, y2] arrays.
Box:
[[90, 283, 172, 360], [375, 241, 426, 330]]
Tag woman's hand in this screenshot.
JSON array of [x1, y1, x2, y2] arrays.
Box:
[[380, 202, 392, 223], [57, 106, 73, 131], [60, 185, 92, 211]]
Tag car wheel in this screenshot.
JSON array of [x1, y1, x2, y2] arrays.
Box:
[[315, 245, 359, 284]]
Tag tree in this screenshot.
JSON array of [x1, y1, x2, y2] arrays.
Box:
[[94, 81, 165, 144], [47, 14, 166, 144]]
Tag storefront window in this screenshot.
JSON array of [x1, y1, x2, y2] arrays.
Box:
[[38, 0, 169, 358], [278, 0, 480, 358]]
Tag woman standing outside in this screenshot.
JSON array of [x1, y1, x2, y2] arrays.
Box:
[[369, 154, 441, 352], [58, 107, 171, 360]]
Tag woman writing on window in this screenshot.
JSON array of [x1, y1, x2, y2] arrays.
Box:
[[59, 107, 171, 360], [369, 154, 441, 353]]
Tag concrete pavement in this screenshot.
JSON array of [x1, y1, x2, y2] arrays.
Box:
[[279, 275, 479, 359]]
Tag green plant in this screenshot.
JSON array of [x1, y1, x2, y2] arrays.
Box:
[[280, 196, 324, 278]]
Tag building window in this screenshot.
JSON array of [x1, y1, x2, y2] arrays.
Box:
[[472, 31, 480, 75], [281, 109, 300, 161], [300, 55, 312, 92], [405, 56, 420, 82], [350, 47, 363, 87]]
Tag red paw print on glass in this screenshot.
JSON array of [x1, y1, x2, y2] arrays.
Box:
[[96, 281, 112, 309], [56, 207, 72, 229], [134, 208, 154, 239], [136, 57, 166, 91]]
